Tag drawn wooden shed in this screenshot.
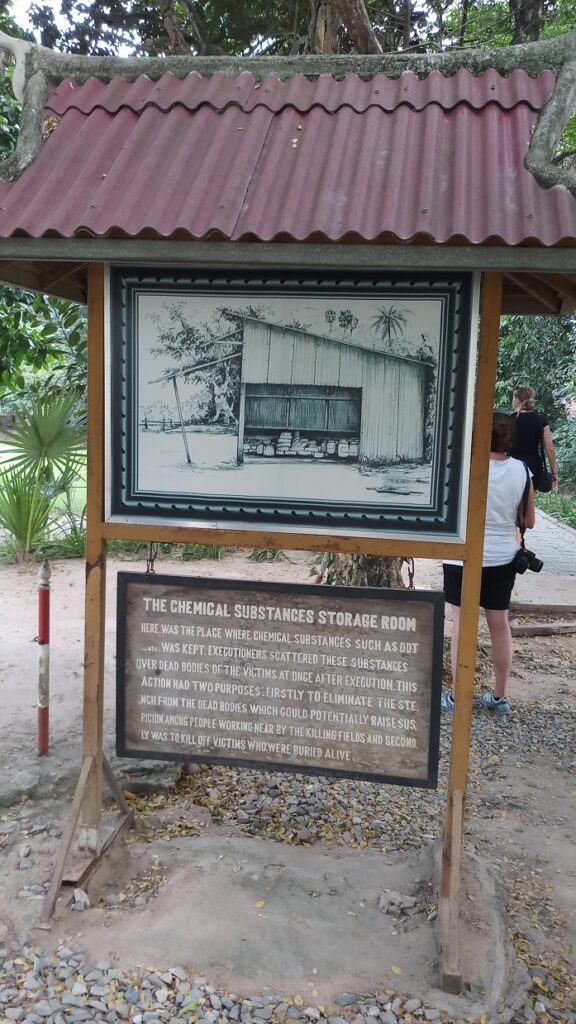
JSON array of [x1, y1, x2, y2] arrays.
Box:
[[238, 317, 431, 464]]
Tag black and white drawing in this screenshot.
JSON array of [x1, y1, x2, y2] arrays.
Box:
[[108, 268, 477, 538]]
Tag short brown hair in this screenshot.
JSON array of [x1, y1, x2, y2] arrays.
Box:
[[492, 411, 516, 453]]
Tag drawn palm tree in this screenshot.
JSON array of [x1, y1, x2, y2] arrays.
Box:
[[371, 304, 410, 344]]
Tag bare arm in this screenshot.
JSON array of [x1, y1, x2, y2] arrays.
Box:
[[519, 481, 536, 530], [543, 425, 557, 480]]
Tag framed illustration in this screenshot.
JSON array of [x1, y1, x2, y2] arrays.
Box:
[[107, 266, 478, 539]]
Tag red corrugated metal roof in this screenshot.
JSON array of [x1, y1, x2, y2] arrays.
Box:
[[46, 68, 555, 115], [0, 67, 574, 246]]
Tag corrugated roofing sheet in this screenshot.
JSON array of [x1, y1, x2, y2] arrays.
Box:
[[46, 67, 556, 115], [0, 67, 574, 246]]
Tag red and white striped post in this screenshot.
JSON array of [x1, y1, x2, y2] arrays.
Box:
[[37, 560, 51, 756]]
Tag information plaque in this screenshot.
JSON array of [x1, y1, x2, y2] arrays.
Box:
[[116, 574, 444, 787]]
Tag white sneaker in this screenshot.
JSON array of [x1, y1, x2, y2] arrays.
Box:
[[480, 690, 511, 715]]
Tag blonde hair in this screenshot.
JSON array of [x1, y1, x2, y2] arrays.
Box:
[[513, 385, 535, 411]]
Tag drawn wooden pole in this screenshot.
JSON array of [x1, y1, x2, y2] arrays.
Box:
[[439, 271, 503, 992], [237, 383, 246, 462], [80, 262, 107, 851], [172, 376, 192, 464]]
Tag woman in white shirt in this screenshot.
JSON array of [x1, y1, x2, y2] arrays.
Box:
[[442, 412, 535, 716]]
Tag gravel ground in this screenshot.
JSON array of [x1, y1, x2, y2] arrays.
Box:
[[1, 624, 575, 1024]]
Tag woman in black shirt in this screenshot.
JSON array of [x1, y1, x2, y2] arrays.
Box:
[[510, 385, 558, 489]]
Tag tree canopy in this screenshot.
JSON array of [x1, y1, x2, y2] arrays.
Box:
[[0, 287, 87, 410], [21, 0, 576, 60], [496, 314, 576, 421]]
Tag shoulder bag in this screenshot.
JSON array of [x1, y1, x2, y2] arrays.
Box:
[[533, 415, 552, 493]]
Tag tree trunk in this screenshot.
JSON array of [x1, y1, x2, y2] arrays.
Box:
[[403, 0, 411, 50], [458, 0, 471, 48], [329, 553, 406, 588], [336, 0, 383, 54], [509, 0, 543, 44], [308, 0, 382, 55], [308, 0, 340, 53]]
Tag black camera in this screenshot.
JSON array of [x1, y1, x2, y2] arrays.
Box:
[[513, 547, 544, 574]]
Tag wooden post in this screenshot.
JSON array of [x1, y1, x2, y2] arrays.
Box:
[[80, 262, 107, 851], [439, 272, 503, 992]]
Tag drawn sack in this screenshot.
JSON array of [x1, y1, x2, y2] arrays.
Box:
[[534, 417, 552, 493]]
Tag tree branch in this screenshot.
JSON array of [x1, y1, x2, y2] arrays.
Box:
[[158, 0, 190, 54], [178, 0, 227, 55]]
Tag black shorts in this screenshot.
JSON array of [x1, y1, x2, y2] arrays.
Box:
[[443, 562, 516, 611]]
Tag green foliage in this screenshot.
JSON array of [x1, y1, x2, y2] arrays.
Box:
[[248, 547, 288, 562], [536, 488, 576, 526], [0, 465, 52, 560], [3, 391, 86, 478], [496, 314, 576, 490], [105, 539, 175, 557], [26, 0, 574, 59], [181, 543, 226, 560], [27, 0, 312, 57], [0, 289, 87, 409], [548, 418, 576, 490], [444, 0, 576, 50], [39, 499, 86, 559], [0, 72, 20, 159], [495, 314, 576, 423], [0, 10, 28, 158], [0, 393, 87, 560]]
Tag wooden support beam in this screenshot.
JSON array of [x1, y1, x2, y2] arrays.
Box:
[[504, 272, 560, 313], [37, 754, 133, 925], [40, 261, 87, 290], [440, 789, 464, 992], [81, 263, 107, 850], [439, 271, 503, 992], [101, 519, 467, 561], [535, 272, 576, 303], [37, 756, 94, 928]]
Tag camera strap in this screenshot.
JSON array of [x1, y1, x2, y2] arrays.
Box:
[[517, 463, 531, 547]]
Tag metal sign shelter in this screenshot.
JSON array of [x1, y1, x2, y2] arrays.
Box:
[[2, 27, 576, 992]]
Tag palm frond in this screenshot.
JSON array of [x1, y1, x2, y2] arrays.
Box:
[[0, 466, 51, 559], [3, 391, 85, 477]]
